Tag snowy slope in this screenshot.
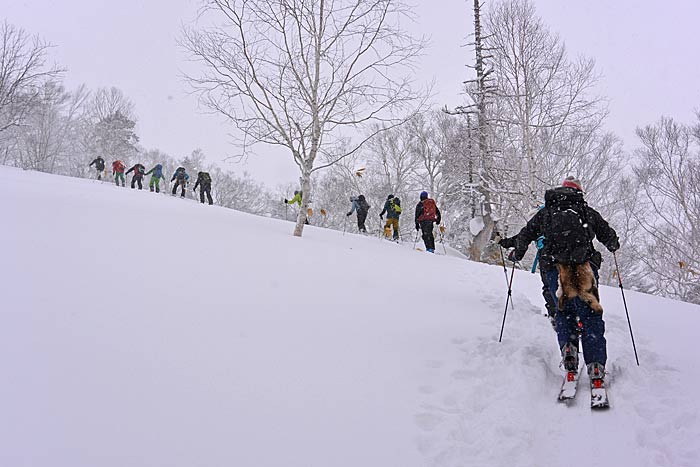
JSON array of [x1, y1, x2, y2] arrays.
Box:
[[1, 166, 699, 467]]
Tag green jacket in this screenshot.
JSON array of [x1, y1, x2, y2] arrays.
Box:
[[286, 191, 302, 206]]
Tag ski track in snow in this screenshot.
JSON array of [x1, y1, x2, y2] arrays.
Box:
[[1, 167, 699, 467], [414, 290, 700, 467]]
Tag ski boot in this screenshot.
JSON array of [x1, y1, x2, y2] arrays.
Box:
[[427, 248, 435, 253], [561, 343, 579, 373], [587, 362, 605, 389]]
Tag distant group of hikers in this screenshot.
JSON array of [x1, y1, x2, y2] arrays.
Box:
[[284, 189, 443, 252], [88, 156, 214, 205]]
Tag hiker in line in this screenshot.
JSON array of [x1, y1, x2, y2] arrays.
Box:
[[112, 160, 126, 187], [145, 164, 165, 193], [89, 156, 105, 180], [125, 163, 146, 189], [379, 194, 402, 241], [171, 167, 190, 197], [347, 194, 370, 233], [193, 171, 213, 205], [284, 190, 309, 224], [504, 176, 620, 386], [414, 191, 441, 252]]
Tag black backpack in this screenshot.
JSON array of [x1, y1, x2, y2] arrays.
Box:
[[357, 196, 370, 214], [199, 172, 212, 184], [543, 187, 592, 264]]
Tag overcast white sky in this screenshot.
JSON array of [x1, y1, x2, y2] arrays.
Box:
[[5, 0, 699, 187]]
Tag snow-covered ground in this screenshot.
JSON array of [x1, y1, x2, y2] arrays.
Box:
[[1, 165, 699, 467]]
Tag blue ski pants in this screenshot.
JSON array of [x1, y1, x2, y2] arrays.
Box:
[[544, 264, 607, 366]]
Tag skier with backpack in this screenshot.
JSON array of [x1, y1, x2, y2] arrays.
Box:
[[171, 167, 190, 197], [379, 194, 402, 241], [347, 194, 370, 233], [145, 164, 165, 193], [193, 171, 213, 205], [89, 156, 105, 180], [504, 176, 620, 407], [125, 163, 146, 189], [284, 190, 310, 224], [112, 160, 126, 187], [284, 190, 302, 207], [414, 191, 441, 252]]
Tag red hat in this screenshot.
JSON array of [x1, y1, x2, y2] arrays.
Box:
[[562, 176, 583, 191]]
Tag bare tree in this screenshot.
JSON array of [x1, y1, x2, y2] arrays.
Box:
[[0, 21, 63, 134], [181, 0, 426, 236], [86, 87, 136, 123], [12, 82, 87, 173], [485, 0, 607, 209], [633, 115, 700, 303], [366, 121, 418, 196]]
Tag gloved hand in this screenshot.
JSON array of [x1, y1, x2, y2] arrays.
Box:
[[379, 215, 383, 220], [284, 198, 288, 204], [346, 212, 351, 217], [606, 237, 620, 253], [415, 224, 420, 231], [507, 249, 522, 262], [498, 237, 508, 248]]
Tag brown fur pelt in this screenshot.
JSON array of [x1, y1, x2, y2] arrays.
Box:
[[556, 262, 603, 313]]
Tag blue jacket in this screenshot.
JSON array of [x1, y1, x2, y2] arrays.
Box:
[[171, 168, 189, 182], [146, 164, 164, 179]]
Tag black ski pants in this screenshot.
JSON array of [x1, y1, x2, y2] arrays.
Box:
[[131, 174, 143, 189], [199, 183, 213, 205], [357, 210, 368, 233], [172, 179, 186, 197], [419, 220, 436, 251]]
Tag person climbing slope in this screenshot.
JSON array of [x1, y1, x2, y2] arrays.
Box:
[[112, 160, 126, 187], [89, 156, 105, 180], [379, 194, 402, 241], [347, 194, 370, 233], [145, 164, 165, 193], [504, 176, 620, 406], [414, 191, 441, 252], [193, 171, 214, 205], [125, 163, 146, 189], [171, 166, 190, 197]]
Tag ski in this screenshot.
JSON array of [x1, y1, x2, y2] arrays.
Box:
[[590, 379, 610, 409], [557, 365, 581, 403]]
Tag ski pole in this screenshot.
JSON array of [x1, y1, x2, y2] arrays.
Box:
[[342, 215, 347, 235], [413, 229, 419, 248], [498, 245, 515, 311], [498, 261, 517, 342], [613, 252, 640, 366]]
